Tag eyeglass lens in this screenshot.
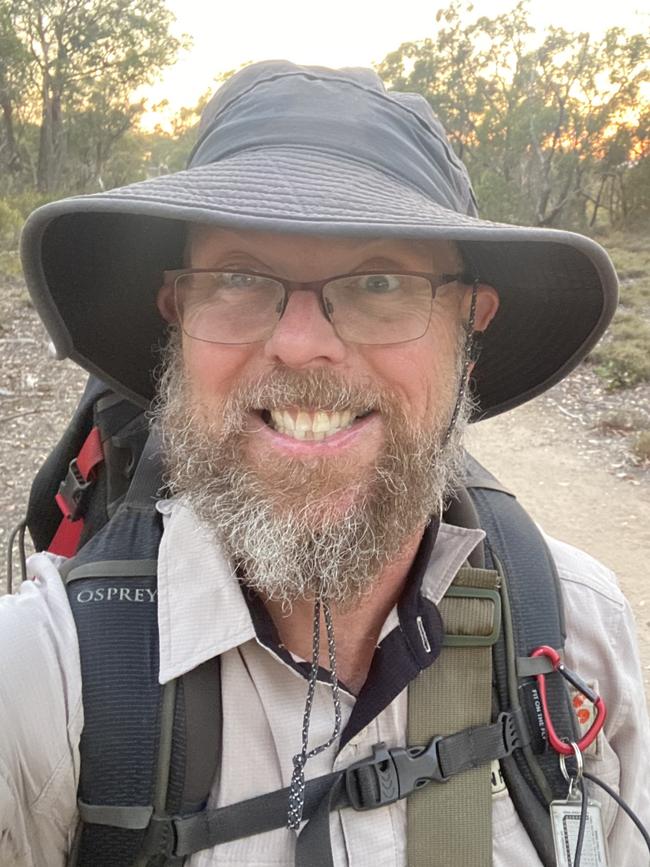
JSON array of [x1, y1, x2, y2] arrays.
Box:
[[174, 271, 436, 345]]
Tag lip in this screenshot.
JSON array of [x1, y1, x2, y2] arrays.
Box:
[[247, 411, 381, 456]]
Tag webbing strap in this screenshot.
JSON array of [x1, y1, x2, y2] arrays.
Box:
[[79, 710, 522, 861], [50, 426, 104, 556], [407, 565, 500, 867], [469, 486, 578, 867], [124, 427, 163, 509]]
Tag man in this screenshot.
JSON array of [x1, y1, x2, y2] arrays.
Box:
[[2, 60, 649, 866]]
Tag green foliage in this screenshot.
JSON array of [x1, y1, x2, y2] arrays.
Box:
[[0, 0, 190, 194], [0, 199, 21, 245], [376, 1, 650, 229], [0, 248, 21, 279], [589, 231, 650, 389], [593, 338, 650, 389], [625, 156, 650, 228]]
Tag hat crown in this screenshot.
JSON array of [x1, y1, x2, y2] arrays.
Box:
[[190, 60, 478, 218]]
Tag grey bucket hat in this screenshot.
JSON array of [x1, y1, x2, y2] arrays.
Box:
[[20, 60, 618, 419]]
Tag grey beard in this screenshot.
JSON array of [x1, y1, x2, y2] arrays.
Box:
[[152, 330, 473, 608]]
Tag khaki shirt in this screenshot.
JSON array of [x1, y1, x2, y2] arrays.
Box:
[[1, 500, 649, 866]]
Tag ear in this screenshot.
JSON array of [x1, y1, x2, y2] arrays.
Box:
[[461, 282, 499, 331], [156, 282, 177, 324]]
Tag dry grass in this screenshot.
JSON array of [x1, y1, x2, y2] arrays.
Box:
[[590, 230, 650, 389], [594, 409, 650, 435], [633, 430, 650, 463]]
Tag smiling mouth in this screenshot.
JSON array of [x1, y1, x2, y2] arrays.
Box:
[[259, 407, 372, 441]]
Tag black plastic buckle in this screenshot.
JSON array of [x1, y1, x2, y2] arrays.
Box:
[[57, 458, 92, 520], [345, 738, 448, 812]]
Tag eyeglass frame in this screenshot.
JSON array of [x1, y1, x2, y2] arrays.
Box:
[[162, 267, 477, 346]]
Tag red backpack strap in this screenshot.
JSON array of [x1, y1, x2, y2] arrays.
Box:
[[49, 426, 104, 557]]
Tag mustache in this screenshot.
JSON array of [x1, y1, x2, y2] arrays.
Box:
[[216, 366, 405, 423]]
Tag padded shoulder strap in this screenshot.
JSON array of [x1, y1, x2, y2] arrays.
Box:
[[65, 432, 222, 867], [462, 453, 578, 866]]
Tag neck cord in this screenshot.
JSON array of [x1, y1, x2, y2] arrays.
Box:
[[287, 595, 342, 830]]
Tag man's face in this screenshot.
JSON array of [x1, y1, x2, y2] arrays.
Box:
[[155, 226, 497, 605], [163, 226, 466, 466]]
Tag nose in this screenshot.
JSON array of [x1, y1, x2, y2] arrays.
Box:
[[263, 288, 347, 368]]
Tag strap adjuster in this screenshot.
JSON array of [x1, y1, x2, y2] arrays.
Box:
[[345, 738, 448, 811], [56, 457, 93, 521], [141, 814, 178, 857]]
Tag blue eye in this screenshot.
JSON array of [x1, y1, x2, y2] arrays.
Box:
[[359, 274, 401, 294], [227, 272, 258, 287]]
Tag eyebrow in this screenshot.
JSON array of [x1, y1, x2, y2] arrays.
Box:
[[201, 251, 270, 270], [204, 253, 420, 273], [356, 256, 417, 271]]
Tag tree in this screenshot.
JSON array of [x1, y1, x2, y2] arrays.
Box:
[[376, 2, 650, 228], [8, 0, 187, 193], [0, 2, 31, 180]]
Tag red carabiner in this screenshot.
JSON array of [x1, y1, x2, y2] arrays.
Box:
[[530, 645, 607, 756]]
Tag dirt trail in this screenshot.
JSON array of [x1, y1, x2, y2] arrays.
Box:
[[467, 402, 650, 706]]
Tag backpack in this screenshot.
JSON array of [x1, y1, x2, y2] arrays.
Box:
[[12, 376, 580, 866]]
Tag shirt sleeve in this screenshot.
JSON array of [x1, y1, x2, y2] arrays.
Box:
[[0, 554, 83, 867], [548, 535, 650, 867]]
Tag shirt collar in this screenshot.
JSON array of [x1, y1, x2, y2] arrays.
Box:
[[155, 498, 485, 683]]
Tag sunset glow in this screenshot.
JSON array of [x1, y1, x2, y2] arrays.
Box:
[[136, 0, 649, 131]]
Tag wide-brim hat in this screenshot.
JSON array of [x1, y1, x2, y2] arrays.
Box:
[[20, 60, 618, 420]]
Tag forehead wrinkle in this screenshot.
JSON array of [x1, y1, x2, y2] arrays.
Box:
[[185, 225, 462, 273], [195, 249, 272, 270], [353, 256, 419, 271]]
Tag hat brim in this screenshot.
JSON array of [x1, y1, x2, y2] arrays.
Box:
[[20, 148, 618, 420]]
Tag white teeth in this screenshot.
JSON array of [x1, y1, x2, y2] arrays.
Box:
[[313, 411, 331, 433], [295, 411, 312, 433], [268, 408, 359, 440]]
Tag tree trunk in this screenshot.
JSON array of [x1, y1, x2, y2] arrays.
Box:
[[37, 83, 64, 193], [589, 175, 608, 227], [0, 91, 21, 172]]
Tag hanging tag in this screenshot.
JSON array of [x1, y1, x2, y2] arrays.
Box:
[[550, 799, 609, 866]]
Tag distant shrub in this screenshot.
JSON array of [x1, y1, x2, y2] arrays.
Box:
[[592, 341, 650, 389], [0, 200, 23, 246], [590, 232, 650, 389], [8, 191, 59, 218], [0, 250, 22, 280]]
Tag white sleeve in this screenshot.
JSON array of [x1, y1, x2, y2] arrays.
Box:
[[548, 535, 650, 867], [0, 554, 83, 867]]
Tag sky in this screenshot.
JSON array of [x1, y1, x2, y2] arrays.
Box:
[[137, 0, 649, 130]]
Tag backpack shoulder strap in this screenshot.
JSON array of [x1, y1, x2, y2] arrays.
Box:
[[461, 451, 579, 865], [407, 564, 501, 867], [64, 431, 222, 867]]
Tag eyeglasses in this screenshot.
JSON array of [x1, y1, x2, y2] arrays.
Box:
[[162, 268, 472, 346]]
